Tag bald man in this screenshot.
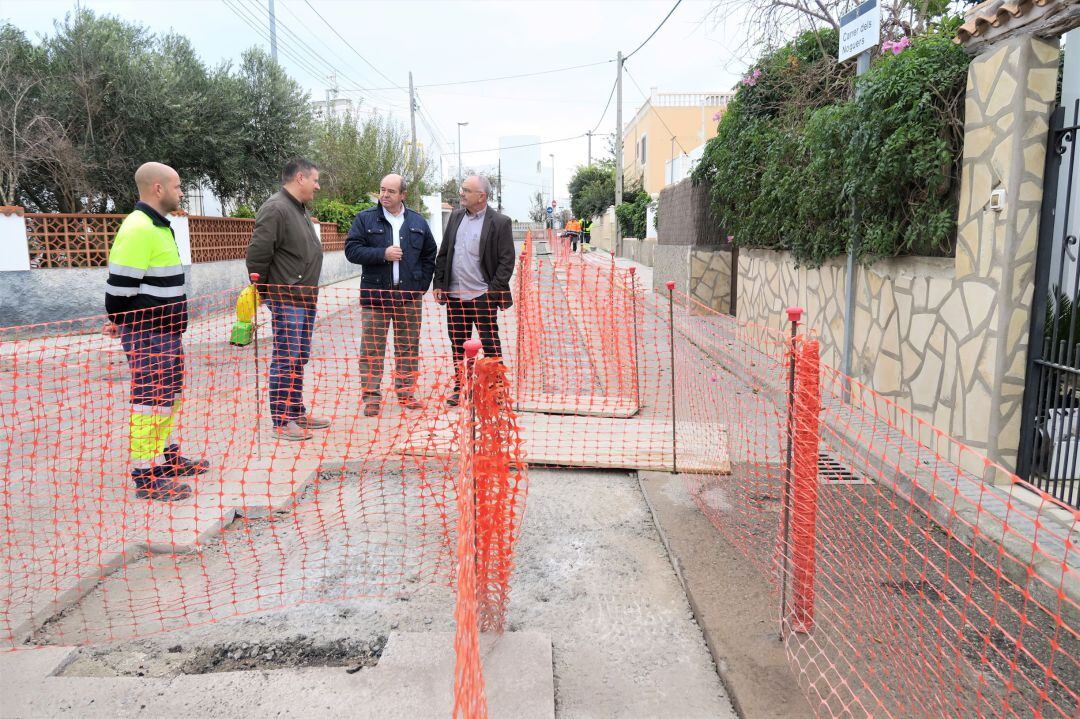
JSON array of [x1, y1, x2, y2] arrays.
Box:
[[345, 174, 437, 416], [105, 162, 207, 502]]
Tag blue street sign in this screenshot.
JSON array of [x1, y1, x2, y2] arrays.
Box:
[[545, 206, 554, 215]]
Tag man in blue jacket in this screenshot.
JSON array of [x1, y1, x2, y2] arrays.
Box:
[[345, 174, 438, 416]]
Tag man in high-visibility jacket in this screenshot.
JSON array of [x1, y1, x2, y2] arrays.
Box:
[[104, 162, 207, 502]]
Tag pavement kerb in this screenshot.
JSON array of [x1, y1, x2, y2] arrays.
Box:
[[10, 544, 143, 647], [635, 470, 813, 719]]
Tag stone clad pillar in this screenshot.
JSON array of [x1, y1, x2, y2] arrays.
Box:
[[953, 35, 1060, 475]]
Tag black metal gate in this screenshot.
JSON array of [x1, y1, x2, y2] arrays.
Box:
[[1018, 99, 1080, 506]]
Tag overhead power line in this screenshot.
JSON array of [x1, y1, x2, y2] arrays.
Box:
[[590, 76, 619, 135], [273, 0, 401, 107], [224, 0, 407, 114], [443, 134, 596, 157], [302, 0, 407, 91], [624, 0, 684, 61], [223, 0, 329, 85], [361, 60, 615, 91], [623, 66, 690, 156]]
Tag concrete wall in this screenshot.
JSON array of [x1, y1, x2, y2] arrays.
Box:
[[619, 238, 657, 267], [0, 252, 360, 331], [588, 206, 617, 253], [651, 179, 727, 299]]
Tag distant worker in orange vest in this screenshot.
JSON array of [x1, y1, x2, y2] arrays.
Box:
[[566, 217, 582, 252]]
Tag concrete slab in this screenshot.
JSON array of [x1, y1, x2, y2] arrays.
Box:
[[514, 391, 640, 418], [0, 632, 555, 719], [404, 413, 731, 474]]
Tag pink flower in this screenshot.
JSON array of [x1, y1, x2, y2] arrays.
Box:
[[712, 111, 721, 122], [741, 68, 763, 87], [881, 36, 910, 55]]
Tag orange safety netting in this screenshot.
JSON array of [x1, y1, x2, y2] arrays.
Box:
[[452, 352, 527, 719], [0, 229, 1077, 718]]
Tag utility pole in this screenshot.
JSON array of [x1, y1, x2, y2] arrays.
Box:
[[497, 157, 503, 213], [840, 49, 871, 395], [268, 0, 278, 62], [408, 71, 418, 186], [550, 153, 556, 230], [586, 131, 593, 166], [614, 51, 624, 255], [457, 122, 468, 189]]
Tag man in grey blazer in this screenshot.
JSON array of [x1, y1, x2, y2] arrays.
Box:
[[432, 174, 516, 406]]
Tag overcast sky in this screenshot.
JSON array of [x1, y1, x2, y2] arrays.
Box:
[[0, 0, 757, 196]]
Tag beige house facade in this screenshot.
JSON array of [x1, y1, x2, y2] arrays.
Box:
[[621, 91, 733, 194]]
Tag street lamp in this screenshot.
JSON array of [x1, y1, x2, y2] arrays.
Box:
[[549, 153, 555, 230], [457, 122, 469, 188]]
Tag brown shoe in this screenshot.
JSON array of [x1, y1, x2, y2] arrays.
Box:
[[363, 402, 380, 417], [398, 395, 424, 410], [274, 421, 313, 441], [295, 413, 331, 429]]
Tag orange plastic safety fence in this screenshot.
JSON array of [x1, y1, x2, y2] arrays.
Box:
[[2, 237, 1077, 719], [451, 355, 527, 719], [662, 286, 1079, 718], [0, 285, 528, 652]]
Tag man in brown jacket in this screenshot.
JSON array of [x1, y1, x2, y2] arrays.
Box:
[[433, 174, 516, 406], [246, 158, 332, 441]]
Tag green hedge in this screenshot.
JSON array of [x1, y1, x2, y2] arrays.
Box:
[[692, 23, 969, 267], [313, 197, 376, 234], [616, 192, 651, 239]]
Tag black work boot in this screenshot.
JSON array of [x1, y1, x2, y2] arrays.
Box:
[[133, 468, 193, 502], [162, 444, 210, 477]]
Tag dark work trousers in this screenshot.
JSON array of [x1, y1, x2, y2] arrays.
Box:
[[357, 293, 423, 401], [445, 293, 502, 390], [267, 302, 316, 427]]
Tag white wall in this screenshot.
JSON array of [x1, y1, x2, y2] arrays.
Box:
[[422, 193, 443, 250]]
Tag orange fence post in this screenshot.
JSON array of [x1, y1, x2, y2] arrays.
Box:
[[453, 338, 487, 719], [629, 266, 640, 408], [666, 281, 678, 474], [790, 339, 821, 634]]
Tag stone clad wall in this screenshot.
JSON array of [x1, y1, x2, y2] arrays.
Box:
[[739, 249, 973, 440], [690, 249, 735, 314]]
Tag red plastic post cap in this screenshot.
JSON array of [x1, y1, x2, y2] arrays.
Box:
[[665, 281, 676, 291], [463, 339, 482, 359], [249, 273, 260, 283], [786, 307, 804, 322], [629, 266, 636, 275]]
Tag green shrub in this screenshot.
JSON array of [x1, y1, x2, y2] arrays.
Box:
[[692, 25, 969, 267], [231, 204, 256, 219], [313, 197, 376, 233], [615, 191, 651, 239]]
